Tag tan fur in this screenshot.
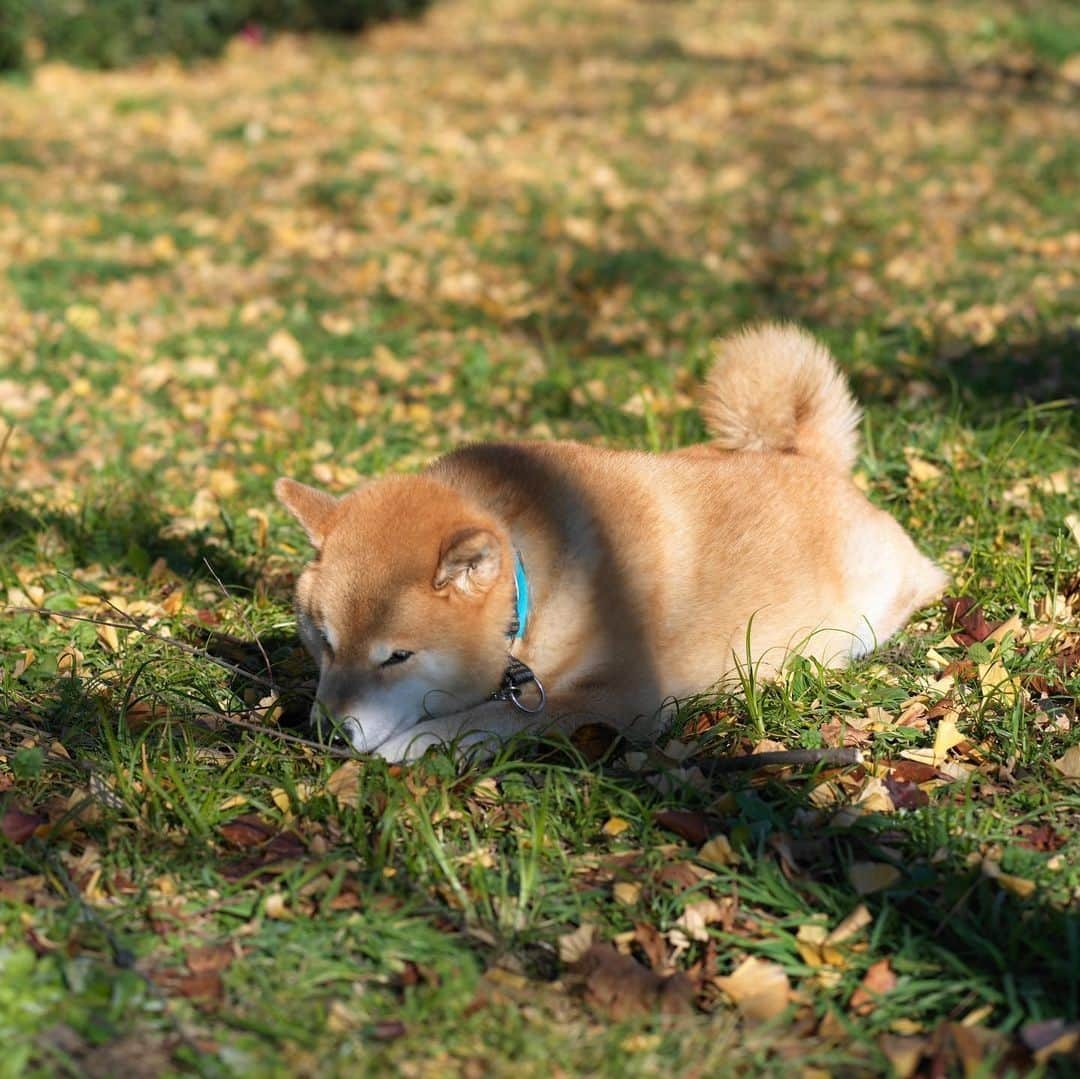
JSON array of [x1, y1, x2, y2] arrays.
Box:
[[276, 324, 947, 761]]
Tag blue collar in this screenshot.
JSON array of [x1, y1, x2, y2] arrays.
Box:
[[510, 550, 530, 640]]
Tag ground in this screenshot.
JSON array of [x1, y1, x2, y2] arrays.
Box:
[[1, 0, 1079, 1075]]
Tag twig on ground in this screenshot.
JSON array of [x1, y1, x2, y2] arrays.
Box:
[[698, 746, 863, 776], [197, 710, 357, 760], [202, 557, 274, 688], [3, 606, 277, 688]]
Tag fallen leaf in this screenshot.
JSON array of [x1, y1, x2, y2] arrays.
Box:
[[2, 806, 48, 845], [698, 833, 740, 866], [653, 808, 712, 845], [878, 1034, 928, 1079], [977, 657, 1019, 710], [1020, 1018, 1080, 1062], [849, 958, 898, 1015], [932, 716, 967, 762], [557, 923, 597, 964], [826, 903, 872, 946], [884, 773, 930, 811], [904, 448, 943, 485], [981, 858, 1036, 899], [673, 898, 734, 943], [714, 956, 792, 1022], [602, 816, 632, 837], [264, 892, 292, 919], [186, 944, 236, 976], [267, 329, 307, 376], [371, 1020, 407, 1042], [219, 814, 277, 848], [633, 922, 670, 975], [796, 923, 846, 969], [849, 861, 901, 895], [1052, 746, 1080, 780], [571, 944, 694, 1019], [613, 881, 642, 905]]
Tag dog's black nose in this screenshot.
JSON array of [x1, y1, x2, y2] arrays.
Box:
[[310, 704, 349, 746]]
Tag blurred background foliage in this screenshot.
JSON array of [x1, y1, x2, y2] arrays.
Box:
[[0, 0, 432, 71]]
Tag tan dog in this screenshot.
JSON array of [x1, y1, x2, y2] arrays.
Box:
[[276, 324, 946, 761]]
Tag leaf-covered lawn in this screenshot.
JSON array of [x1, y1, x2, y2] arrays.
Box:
[[1, 0, 1079, 1074]]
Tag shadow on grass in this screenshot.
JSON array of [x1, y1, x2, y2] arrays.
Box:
[[0, 493, 270, 594]]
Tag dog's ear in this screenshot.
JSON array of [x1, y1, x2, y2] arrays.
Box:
[[434, 528, 503, 596], [275, 478, 338, 548]]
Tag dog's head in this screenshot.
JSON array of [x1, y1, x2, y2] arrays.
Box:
[[275, 475, 514, 754]]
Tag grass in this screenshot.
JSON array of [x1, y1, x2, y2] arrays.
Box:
[[1, 0, 1078, 1075]]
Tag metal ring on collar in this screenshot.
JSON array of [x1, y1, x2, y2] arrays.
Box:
[[508, 674, 546, 714]]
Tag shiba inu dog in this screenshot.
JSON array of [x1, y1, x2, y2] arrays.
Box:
[[276, 324, 946, 762]]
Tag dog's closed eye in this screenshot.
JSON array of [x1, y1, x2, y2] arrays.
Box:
[[381, 650, 414, 668]]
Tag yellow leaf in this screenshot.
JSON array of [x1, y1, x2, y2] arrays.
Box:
[[264, 892, 292, 920], [621, 1033, 661, 1054], [613, 881, 642, 905], [699, 833, 740, 866], [602, 816, 631, 837], [208, 469, 239, 498], [856, 777, 896, 813], [904, 448, 943, 484], [826, 903, 872, 946], [715, 956, 792, 1021], [12, 649, 35, 679], [849, 862, 901, 895], [246, 508, 269, 549], [268, 330, 307, 377], [1065, 514, 1080, 549], [270, 787, 291, 813], [932, 716, 966, 763], [977, 658, 1019, 710], [154, 874, 177, 897], [161, 589, 185, 616], [96, 622, 120, 653], [981, 858, 1037, 899]]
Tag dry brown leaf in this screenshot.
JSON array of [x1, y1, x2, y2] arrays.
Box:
[[557, 923, 596, 964], [325, 760, 363, 808], [849, 958, 898, 1015], [653, 808, 712, 845], [572, 944, 694, 1019], [2, 806, 48, 845], [1052, 746, 1080, 780]]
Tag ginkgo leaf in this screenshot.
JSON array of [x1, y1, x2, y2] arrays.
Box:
[[715, 956, 792, 1021]]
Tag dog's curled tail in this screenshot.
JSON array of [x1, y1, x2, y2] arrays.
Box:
[[702, 323, 862, 474]]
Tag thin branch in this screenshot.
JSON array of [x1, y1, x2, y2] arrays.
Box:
[[202, 557, 274, 688], [2, 606, 276, 688], [697, 746, 863, 776]]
